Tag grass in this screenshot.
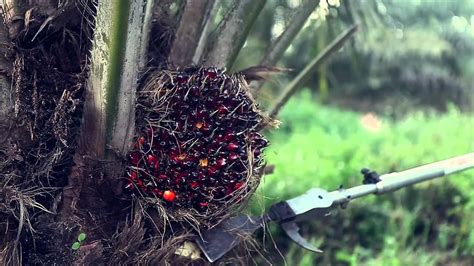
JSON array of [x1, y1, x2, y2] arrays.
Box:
[[251, 90, 474, 265]]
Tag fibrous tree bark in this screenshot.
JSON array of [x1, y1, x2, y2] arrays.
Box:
[[0, 1, 359, 264], [0, 11, 12, 133], [60, 1, 153, 263]]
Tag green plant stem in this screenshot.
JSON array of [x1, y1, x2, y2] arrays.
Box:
[[110, 0, 152, 155], [105, 1, 131, 145], [83, 0, 150, 157]]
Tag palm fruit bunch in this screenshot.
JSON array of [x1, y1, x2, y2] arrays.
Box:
[[125, 67, 269, 214]]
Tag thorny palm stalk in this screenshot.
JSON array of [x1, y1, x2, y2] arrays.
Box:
[[82, 0, 152, 157]]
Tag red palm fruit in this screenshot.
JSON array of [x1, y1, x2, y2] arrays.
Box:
[[176, 74, 188, 84], [223, 132, 235, 142], [159, 130, 170, 140], [196, 109, 209, 119], [129, 171, 138, 180], [214, 186, 226, 197], [208, 166, 218, 176], [197, 172, 206, 180], [234, 182, 243, 190], [227, 142, 238, 151], [147, 154, 157, 165], [175, 172, 187, 184], [216, 158, 227, 168], [226, 186, 234, 196], [254, 148, 261, 157], [234, 162, 246, 172], [190, 85, 200, 96], [215, 134, 224, 143], [201, 122, 211, 135], [217, 105, 228, 114], [129, 152, 141, 165], [229, 153, 238, 161], [206, 68, 217, 79], [191, 181, 199, 189], [199, 158, 209, 167], [163, 190, 176, 202]]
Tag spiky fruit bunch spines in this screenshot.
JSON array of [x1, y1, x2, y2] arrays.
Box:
[[126, 67, 269, 213]]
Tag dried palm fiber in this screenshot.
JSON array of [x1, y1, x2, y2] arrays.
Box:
[[0, 1, 95, 264], [126, 66, 274, 228]]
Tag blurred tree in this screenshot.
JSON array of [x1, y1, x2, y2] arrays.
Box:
[[327, 0, 474, 114], [236, 0, 474, 114]]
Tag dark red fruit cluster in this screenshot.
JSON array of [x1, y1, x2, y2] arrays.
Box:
[[126, 67, 268, 212]]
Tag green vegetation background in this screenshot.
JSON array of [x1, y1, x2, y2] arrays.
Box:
[[252, 92, 473, 265]]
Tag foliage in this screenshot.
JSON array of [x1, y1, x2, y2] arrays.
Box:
[[325, 0, 474, 112], [71, 233, 87, 251], [252, 91, 474, 264]]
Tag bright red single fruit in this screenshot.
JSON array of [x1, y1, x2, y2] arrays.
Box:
[[163, 190, 176, 202]]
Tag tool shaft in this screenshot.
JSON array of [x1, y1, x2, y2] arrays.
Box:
[[330, 153, 474, 205], [197, 153, 474, 262]]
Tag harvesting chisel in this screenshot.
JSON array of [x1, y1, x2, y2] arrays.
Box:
[[195, 153, 474, 262]]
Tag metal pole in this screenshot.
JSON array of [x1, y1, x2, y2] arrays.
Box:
[[330, 153, 474, 205]]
